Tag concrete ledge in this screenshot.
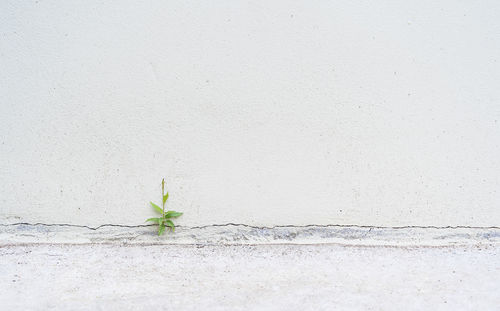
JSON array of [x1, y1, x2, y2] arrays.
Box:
[[1, 223, 499, 246]]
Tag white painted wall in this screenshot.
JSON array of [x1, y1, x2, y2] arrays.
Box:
[[1, 1, 499, 227]]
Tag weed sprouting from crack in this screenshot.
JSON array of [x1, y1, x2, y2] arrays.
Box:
[[146, 178, 183, 236]]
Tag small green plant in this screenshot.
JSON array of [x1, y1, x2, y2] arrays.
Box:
[[146, 178, 183, 236]]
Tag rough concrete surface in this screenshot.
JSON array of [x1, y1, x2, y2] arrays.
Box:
[[1, 224, 499, 310], [1, 223, 500, 247], [1, 243, 498, 310]]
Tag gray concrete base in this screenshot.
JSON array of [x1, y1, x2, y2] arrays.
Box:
[[1, 243, 498, 310], [1, 224, 499, 310]]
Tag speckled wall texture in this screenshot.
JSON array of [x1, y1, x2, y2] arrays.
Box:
[[1, 1, 499, 227]]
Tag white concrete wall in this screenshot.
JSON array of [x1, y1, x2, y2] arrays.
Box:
[[1, 1, 499, 227]]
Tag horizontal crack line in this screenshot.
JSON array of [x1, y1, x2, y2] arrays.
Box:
[[1, 222, 499, 231]]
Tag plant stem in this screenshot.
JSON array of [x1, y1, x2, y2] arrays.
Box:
[[161, 178, 165, 218]]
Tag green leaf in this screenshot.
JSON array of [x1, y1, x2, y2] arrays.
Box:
[[150, 202, 163, 214], [165, 211, 183, 218], [145, 217, 162, 224], [158, 223, 165, 236], [166, 220, 175, 232], [163, 192, 169, 204]]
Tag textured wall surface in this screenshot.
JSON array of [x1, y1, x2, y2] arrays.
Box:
[[1, 1, 499, 227]]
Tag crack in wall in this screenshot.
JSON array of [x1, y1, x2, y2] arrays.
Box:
[[1, 222, 499, 231]]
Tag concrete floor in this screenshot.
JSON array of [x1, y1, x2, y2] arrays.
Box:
[[1, 243, 498, 310]]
